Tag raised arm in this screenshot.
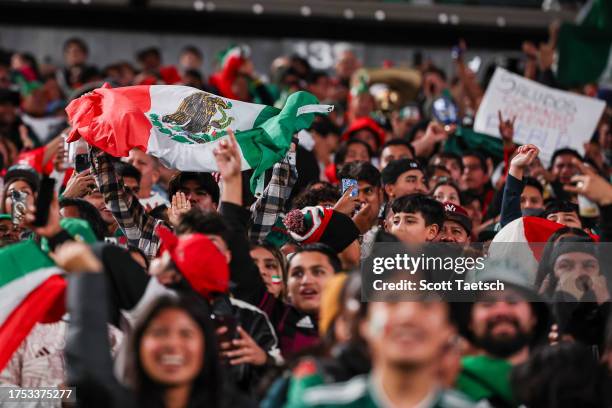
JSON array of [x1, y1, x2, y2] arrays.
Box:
[[57, 243, 135, 408], [214, 130, 269, 304], [500, 144, 539, 227], [88, 145, 162, 259], [249, 141, 297, 243]]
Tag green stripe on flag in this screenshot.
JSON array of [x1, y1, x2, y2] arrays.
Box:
[[253, 105, 281, 128], [444, 127, 504, 164], [557, 23, 612, 87], [0, 241, 55, 287], [237, 91, 326, 193]]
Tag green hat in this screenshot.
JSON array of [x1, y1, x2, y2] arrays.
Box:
[[40, 218, 98, 252], [0, 214, 11, 221]]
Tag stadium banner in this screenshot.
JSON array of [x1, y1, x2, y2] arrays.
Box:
[[474, 67, 605, 165]]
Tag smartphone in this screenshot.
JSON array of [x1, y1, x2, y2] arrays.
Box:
[[32, 177, 56, 227], [75, 153, 90, 173], [10, 190, 28, 226], [342, 178, 358, 198], [213, 313, 238, 345]]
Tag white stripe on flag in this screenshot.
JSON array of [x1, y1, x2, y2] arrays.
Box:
[[0, 267, 63, 326], [296, 104, 334, 116]]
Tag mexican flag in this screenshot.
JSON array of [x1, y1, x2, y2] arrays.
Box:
[[557, 0, 612, 87], [66, 84, 333, 193], [0, 241, 66, 370], [488, 216, 599, 284]]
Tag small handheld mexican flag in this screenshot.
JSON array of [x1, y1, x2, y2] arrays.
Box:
[[0, 241, 66, 370], [66, 84, 333, 193]]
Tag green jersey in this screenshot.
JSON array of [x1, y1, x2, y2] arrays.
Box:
[[288, 375, 475, 408], [455, 355, 514, 408]]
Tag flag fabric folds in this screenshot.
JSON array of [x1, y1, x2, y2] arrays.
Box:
[[66, 84, 333, 193], [0, 241, 66, 371]]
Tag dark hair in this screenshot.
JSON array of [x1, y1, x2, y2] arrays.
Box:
[[424, 65, 447, 82], [309, 115, 339, 138], [184, 69, 203, 81], [308, 70, 329, 84], [132, 295, 223, 408], [523, 176, 544, 196], [0, 88, 20, 106], [337, 161, 381, 188], [168, 172, 220, 204], [535, 227, 592, 292], [426, 164, 451, 180], [136, 47, 161, 63], [460, 191, 480, 207], [511, 343, 611, 408], [290, 243, 342, 273], [390, 194, 445, 228], [542, 200, 579, 219], [58, 197, 107, 240], [430, 152, 463, 172], [181, 45, 202, 59], [116, 162, 142, 185], [381, 139, 416, 159], [176, 208, 231, 245], [63, 37, 89, 55], [334, 140, 373, 166], [291, 181, 340, 209], [462, 150, 487, 172], [549, 148, 582, 170], [432, 179, 461, 203], [250, 241, 288, 299]]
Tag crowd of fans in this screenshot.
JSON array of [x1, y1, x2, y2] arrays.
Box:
[[0, 30, 611, 408]]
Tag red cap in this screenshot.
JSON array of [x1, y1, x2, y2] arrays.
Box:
[[341, 117, 386, 148], [156, 226, 229, 299], [442, 202, 472, 235]]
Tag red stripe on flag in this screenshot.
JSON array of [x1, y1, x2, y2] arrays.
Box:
[[0, 275, 66, 371], [523, 216, 599, 261], [66, 84, 153, 157]]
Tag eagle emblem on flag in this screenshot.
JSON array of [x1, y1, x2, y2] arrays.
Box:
[[148, 92, 235, 145]]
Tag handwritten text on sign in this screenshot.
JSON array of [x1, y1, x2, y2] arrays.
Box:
[[474, 67, 605, 165]]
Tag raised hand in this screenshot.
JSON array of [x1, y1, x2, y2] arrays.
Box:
[[168, 192, 191, 227], [509, 144, 539, 180], [63, 168, 96, 198], [25, 192, 62, 239], [564, 159, 612, 206], [213, 129, 242, 182], [51, 241, 102, 274], [333, 186, 360, 216], [498, 110, 516, 146], [220, 326, 268, 366]]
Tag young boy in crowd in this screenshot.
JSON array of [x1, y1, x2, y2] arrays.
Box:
[[386, 194, 445, 244]]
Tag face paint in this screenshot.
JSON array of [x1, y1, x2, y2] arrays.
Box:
[[368, 307, 388, 338], [271, 274, 282, 284]]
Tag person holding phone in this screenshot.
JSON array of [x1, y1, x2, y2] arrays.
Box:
[[0, 164, 40, 240]]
